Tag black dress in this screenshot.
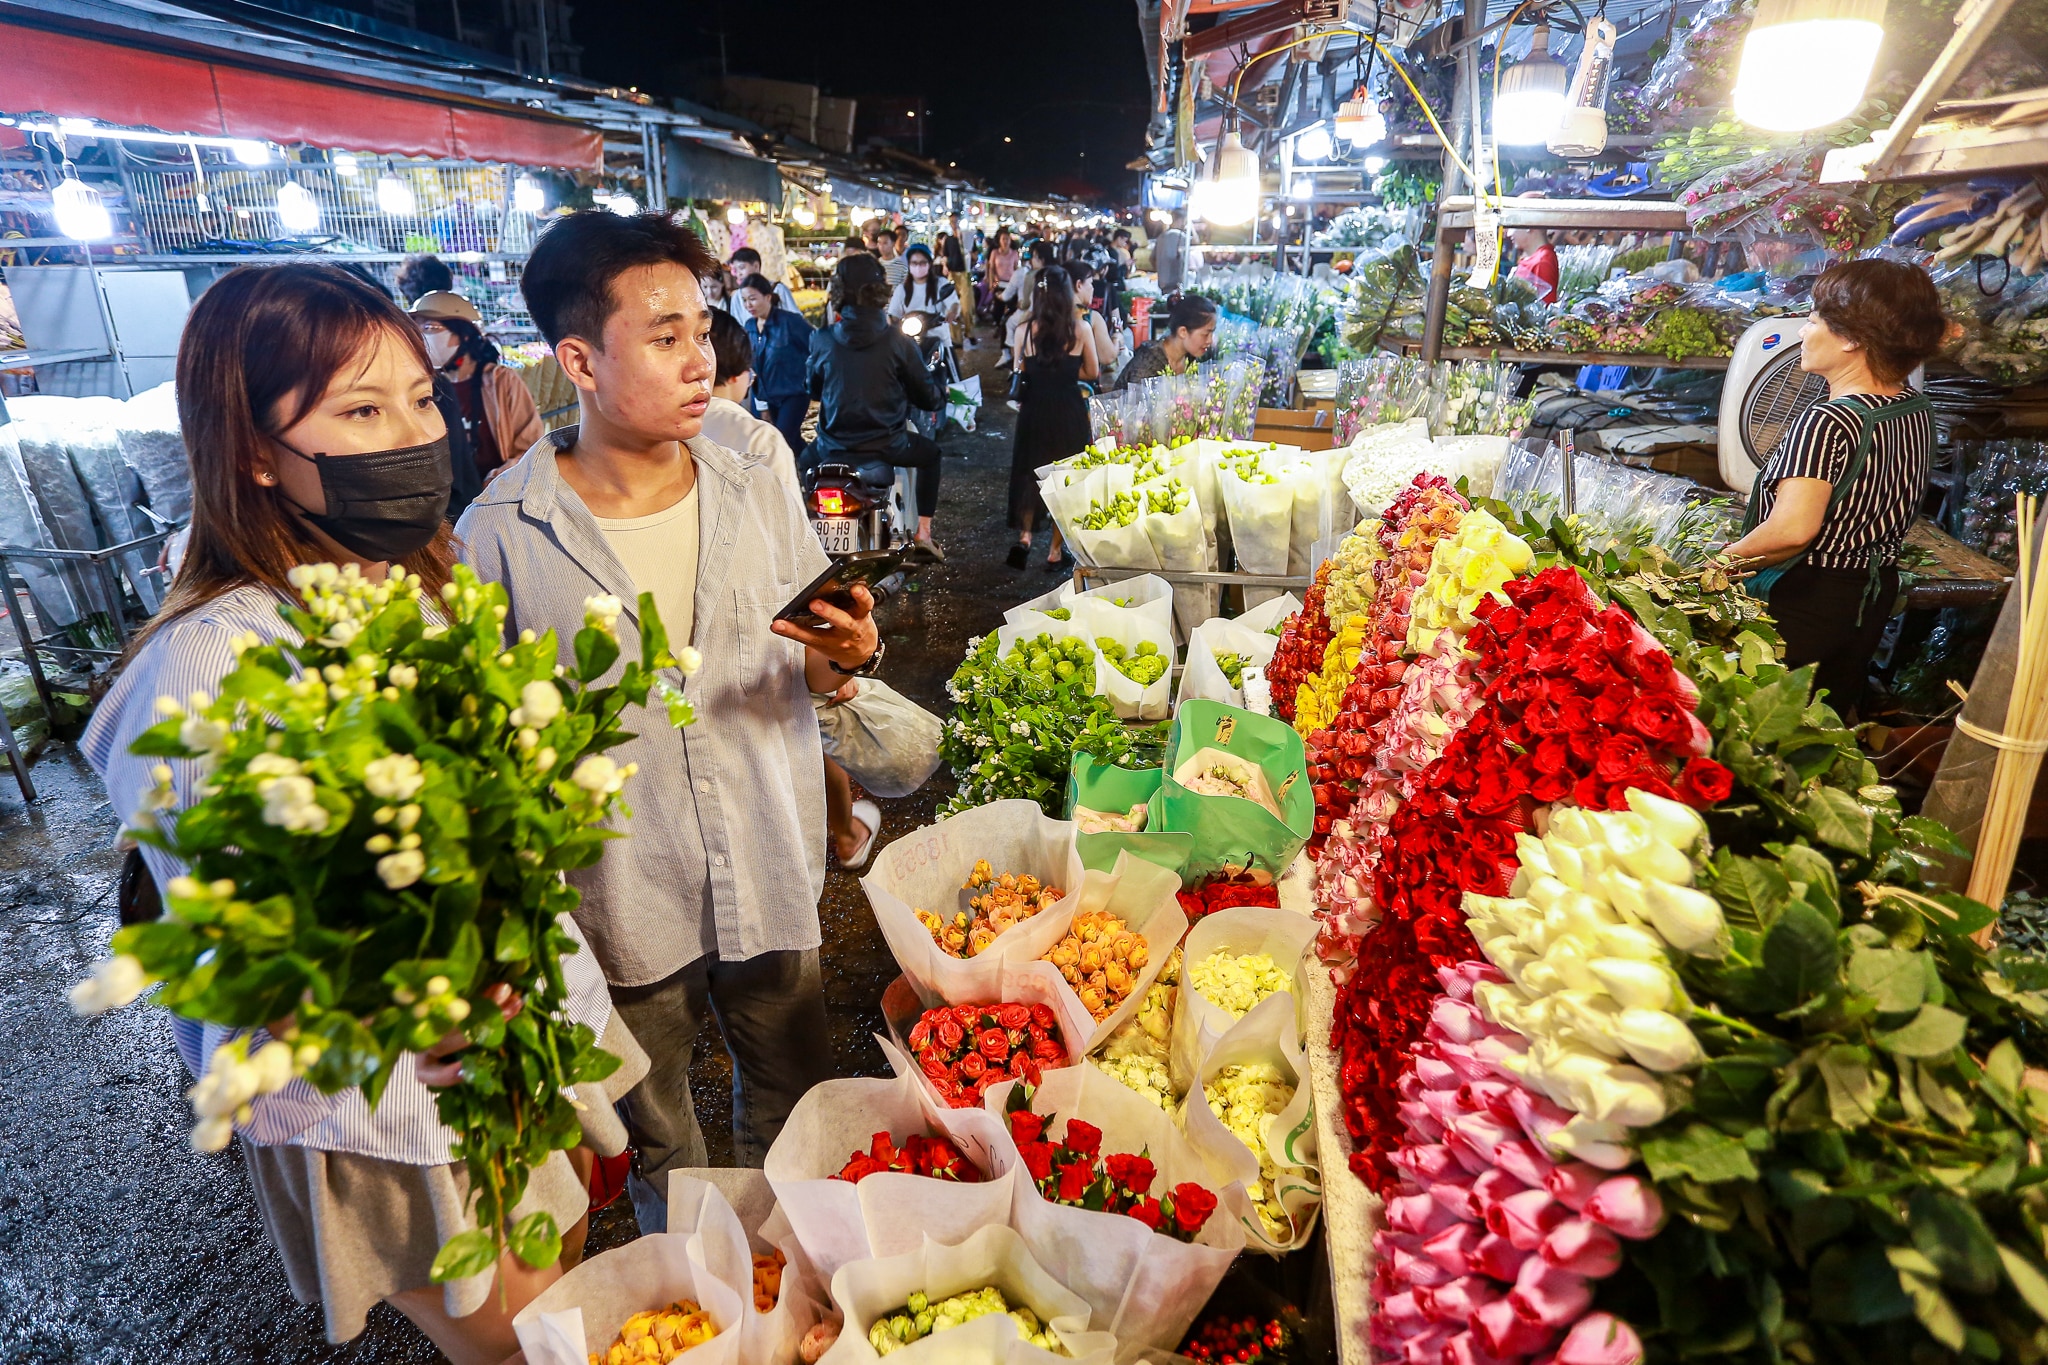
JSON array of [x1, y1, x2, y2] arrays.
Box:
[[1008, 348, 1089, 528]]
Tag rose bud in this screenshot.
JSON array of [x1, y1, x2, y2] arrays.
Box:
[[1616, 833, 1693, 887], [1431, 996, 1488, 1044], [1587, 958, 1676, 1013], [1418, 1055, 1461, 1090], [1430, 1175, 1484, 1222], [1390, 1192, 1461, 1238], [1377, 1228, 1427, 1259], [1472, 1231, 1533, 1282], [1423, 1220, 1487, 1274], [1585, 1175, 1666, 1240], [1395, 1246, 1457, 1290], [1506, 1086, 1575, 1153], [1428, 1275, 1504, 1324], [1422, 1088, 1466, 1128], [1611, 1008, 1704, 1073], [1554, 1313, 1645, 1365], [1439, 1042, 1500, 1085], [1625, 787, 1706, 851], [1445, 1329, 1520, 1365], [1492, 1139, 1556, 1191], [1593, 923, 1666, 962], [1642, 882, 1730, 958], [1473, 1296, 1557, 1358], [1382, 1290, 1427, 1327], [1448, 1111, 1520, 1174], [1509, 1257, 1594, 1328], [1403, 1326, 1456, 1365], [1545, 1162, 1606, 1212], [1539, 1217, 1623, 1278], [1392, 1142, 1462, 1184], [1489, 1188, 1569, 1250]]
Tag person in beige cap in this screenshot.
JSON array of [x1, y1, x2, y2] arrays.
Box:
[[407, 290, 543, 485]]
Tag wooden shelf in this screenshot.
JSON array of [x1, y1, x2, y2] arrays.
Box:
[[1864, 117, 2048, 182], [1434, 196, 1690, 233]]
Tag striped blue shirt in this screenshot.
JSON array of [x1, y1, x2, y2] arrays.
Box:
[[457, 427, 832, 988], [80, 581, 621, 1165]]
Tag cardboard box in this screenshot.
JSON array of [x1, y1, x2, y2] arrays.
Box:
[[1253, 406, 1335, 451]]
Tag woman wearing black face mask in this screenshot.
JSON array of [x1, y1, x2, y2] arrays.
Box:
[[80, 263, 645, 1364]]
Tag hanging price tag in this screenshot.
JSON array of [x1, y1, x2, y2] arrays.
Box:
[[1470, 200, 1501, 290]]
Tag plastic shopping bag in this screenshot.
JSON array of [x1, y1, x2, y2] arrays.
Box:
[[819, 1224, 1117, 1365], [1169, 903, 1316, 1095], [514, 1170, 746, 1365], [862, 799, 1086, 1007], [980, 1064, 1250, 1360], [1180, 1012, 1321, 1256], [1150, 701, 1313, 882], [764, 1054, 1022, 1283], [1175, 617, 1282, 712], [815, 679, 943, 799]]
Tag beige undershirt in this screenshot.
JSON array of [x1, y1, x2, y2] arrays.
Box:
[[594, 487, 699, 648]]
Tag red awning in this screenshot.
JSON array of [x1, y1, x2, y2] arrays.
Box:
[[0, 18, 603, 170]]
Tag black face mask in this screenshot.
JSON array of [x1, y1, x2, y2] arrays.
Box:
[[278, 436, 451, 563]]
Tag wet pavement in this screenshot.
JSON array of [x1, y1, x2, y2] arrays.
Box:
[[0, 341, 1047, 1363]]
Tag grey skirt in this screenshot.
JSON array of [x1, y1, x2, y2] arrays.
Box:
[[244, 1007, 649, 1343]]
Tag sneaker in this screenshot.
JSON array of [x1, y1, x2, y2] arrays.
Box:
[[996, 352, 1012, 368]]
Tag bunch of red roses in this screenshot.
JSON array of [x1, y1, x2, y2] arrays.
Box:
[[1265, 560, 1334, 726], [1003, 1107, 1220, 1242], [1336, 566, 1732, 1193], [1176, 875, 1281, 925], [832, 1129, 985, 1184], [908, 1002, 1068, 1109]]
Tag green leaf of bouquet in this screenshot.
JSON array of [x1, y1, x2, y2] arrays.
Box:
[[1710, 851, 1789, 931], [1908, 1188, 2002, 1295], [1777, 843, 1840, 920], [1999, 1245, 2048, 1325], [493, 914, 532, 964], [1642, 1120, 1759, 1184], [429, 1228, 501, 1283], [1746, 669, 1813, 748], [635, 591, 675, 670], [507, 1211, 563, 1269], [1849, 947, 1927, 1017], [1887, 1245, 1969, 1350], [1897, 815, 1970, 858], [1873, 1004, 1968, 1059], [574, 627, 621, 683], [1803, 787, 1873, 856], [1818, 1044, 1882, 1129], [1763, 900, 1840, 1006], [1811, 1241, 1915, 1324]]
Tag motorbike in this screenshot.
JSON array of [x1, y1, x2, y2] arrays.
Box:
[[898, 310, 958, 441], [804, 458, 898, 558]]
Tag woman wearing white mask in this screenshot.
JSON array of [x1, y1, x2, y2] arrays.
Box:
[[407, 292, 543, 484]]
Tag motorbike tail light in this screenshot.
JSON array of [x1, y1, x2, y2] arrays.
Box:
[[816, 488, 848, 516]]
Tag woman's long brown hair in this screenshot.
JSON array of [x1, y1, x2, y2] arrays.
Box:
[[131, 263, 457, 652]]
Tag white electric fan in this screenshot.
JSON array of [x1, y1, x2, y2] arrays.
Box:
[[1716, 318, 1829, 489]]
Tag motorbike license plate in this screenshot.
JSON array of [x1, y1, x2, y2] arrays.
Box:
[[816, 517, 860, 557]]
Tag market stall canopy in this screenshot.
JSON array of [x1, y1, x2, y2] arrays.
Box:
[[664, 135, 783, 203], [0, 15, 603, 169]]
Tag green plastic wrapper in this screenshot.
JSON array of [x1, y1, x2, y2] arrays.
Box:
[[1065, 753, 1191, 877], [1148, 700, 1311, 882]]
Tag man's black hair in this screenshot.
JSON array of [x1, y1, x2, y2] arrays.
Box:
[[1113, 228, 1132, 242], [730, 246, 762, 266], [1030, 241, 1056, 266], [708, 308, 753, 386], [521, 210, 717, 348], [396, 253, 454, 304]]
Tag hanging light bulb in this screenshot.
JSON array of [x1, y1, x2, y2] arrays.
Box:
[[1734, 0, 1885, 131], [514, 175, 545, 214], [1494, 24, 1571, 146], [792, 203, 817, 226], [606, 193, 639, 216], [276, 180, 321, 233], [52, 166, 112, 242], [1335, 95, 1388, 148], [1192, 128, 1260, 227], [334, 153, 360, 177], [231, 140, 271, 166], [1550, 16, 1618, 157], [1294, 124, 1334, 164], [1364, 155, 1389, 175], [726, 203, 747, 224], [1291, 173, 1314, 200], [376, 173, 416, 216]]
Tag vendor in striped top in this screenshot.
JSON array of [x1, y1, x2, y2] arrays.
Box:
[[1723, 259, 1952, 717]]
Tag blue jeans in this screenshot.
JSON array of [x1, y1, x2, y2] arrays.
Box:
[[761, 397, 809, 461], [611, 948, 832, 1233]]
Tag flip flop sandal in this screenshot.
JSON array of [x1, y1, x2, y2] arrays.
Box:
[[838, 799, 883, 871]]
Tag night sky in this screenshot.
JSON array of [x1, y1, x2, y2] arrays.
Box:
[[574, 0, 1153, 201]]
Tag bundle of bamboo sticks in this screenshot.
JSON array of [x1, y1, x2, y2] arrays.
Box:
[[1965, 494, 2048, 917]]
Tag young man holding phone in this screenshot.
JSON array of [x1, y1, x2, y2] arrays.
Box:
[[457, 210, 883, 1225]]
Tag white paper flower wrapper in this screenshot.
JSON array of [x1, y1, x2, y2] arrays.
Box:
[[1216, 461, 1297, 575], [513, 1171, 746, 1365], [1068, 574, 1176, 643], [1002, 582, 1076, 627], [1285, 451, 1350, 577], [863, 799, 1087, 1006], [1180, 1007, 1321, 1256], [1067, 598, 1176, 721], [1140, 493, 1210, 576], [1045, 852, 1188, 1052], [819, 1224, 1117, 1365], [887, 971, 1097, 1109], [980, 1063, 1250, 1361], [672, 1168, 829, 1364], [763, 1058, 1023, 1284], [1168, 904, 1317, 1094], [1070, 516, 1163, 573], [1230, 592, 1302, 636], [1175, 618, 1282, 712]]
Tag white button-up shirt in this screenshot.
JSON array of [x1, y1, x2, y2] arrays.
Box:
[[458, 427, 831, 987]]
